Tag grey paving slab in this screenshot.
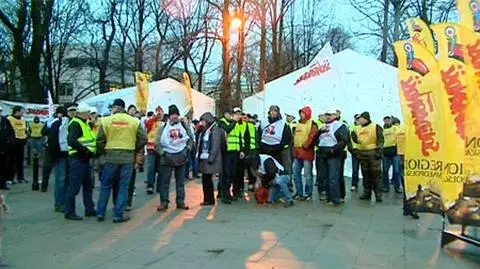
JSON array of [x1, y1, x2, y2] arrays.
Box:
[[1, 172, 479, 269]]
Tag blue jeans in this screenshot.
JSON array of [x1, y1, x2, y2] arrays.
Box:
[[54, 157, 68, 209], [293, 159, 313, 197], [317, 156, 341, 204], [159, 164, 186, 206], [147, 151, 158, 188], [30, 138, 42, 156], [351, 154, 360, 187], [383, 155, 401, 190], [96, 163, 133, 219], [269, 175, 294, 202], [65, 157, 96, 216]]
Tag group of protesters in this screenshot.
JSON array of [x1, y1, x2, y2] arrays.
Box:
[[0, 99, 419, 224]]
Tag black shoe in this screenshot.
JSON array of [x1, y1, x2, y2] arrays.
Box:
[[41, 188, 47, 192], [97, 216, 105, 222], [376, 196, 383, 203], [113, 217, 130, 223], [200, 202, 215, 206], [231, 196, 238, 201], [359, 195, 371, 200], [0, 186, 10, 190], [410, 212, 420, 219], [85, 211, 97, 217], [146, 186, 154, 195], [32, 185, 39, 191], [283, 201, 294, 208], [221, 199, 232, 204], [65, 214, 83, 221], [177, 204, 190, 210], [125, 206, 132, 211]]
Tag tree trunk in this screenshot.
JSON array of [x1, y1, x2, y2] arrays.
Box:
[[45, 29, 55, 102], [235, 21, 245, 107], [380, 0, 390, 63], [258, 0, 267, 92], [219, 0, 232, 113], [277, 0, 286, 75], [392, 2, 402, 66], [99, 67, 107, 94]]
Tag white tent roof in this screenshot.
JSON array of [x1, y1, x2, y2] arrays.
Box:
[[242, 91, 265, 118], [243, 49, 401, 124], [83, 78, 215, 119]]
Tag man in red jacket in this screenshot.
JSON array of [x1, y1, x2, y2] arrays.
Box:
[[144, 106, 164, 194], [292, 107, 318, 201]]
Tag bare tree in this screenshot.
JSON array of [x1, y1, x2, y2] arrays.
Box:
[[0, 0, 54, 102], [45, 0, 89, 101], [115, 0, 135, 87], [325, 26, 353, 53], [86, 0, 117, 94]]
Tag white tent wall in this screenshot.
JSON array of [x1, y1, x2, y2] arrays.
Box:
[[242, 91, 266, 118], [82, 78, 215, 119]]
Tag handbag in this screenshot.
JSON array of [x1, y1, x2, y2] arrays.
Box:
[[162, 147, 188, 167]]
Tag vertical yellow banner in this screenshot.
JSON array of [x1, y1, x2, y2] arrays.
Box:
[[394, 40, 445, 214], [135, 72, 150, 113], [407, 17, 436, 55], [183, 72, 193, 113], [457, 0, 480, 32]]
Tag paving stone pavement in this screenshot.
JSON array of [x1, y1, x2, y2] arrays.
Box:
[[2, 169, 480, 269]]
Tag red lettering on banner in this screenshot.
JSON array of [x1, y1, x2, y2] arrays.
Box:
[[294, 61, 331, 86], [467, 40, 480, 89], [26, 108, 49, 116], [411, 33, 427, 48], [112, 121, 129, 127], [401, 76, 440, 156], [440, 65, 466, 140]]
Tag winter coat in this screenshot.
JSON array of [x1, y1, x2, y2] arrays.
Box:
[[292, 107, 319, 161], [198, 113, 223, 175]]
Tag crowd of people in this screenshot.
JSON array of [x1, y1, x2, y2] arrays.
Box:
[[0, 100, 419, 224]]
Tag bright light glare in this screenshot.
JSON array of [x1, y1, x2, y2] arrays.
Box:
[[231, 17, 242, 30]]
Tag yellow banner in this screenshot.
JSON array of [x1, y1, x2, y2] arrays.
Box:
[[135, 72, 150, 113], [457, 0, 480, 33], [406, 17, 435, 55], [394, 40, 446, 214], [183, 72, 193, 113]]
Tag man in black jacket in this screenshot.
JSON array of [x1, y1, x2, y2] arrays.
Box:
[[0, 105, 14, 190], [316, 109, 349, 206], [64, 104, 96, 221]]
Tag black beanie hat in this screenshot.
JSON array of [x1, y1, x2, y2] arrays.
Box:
[[360, 111, 371, 121], [128, 104, 137, 111], [168, 105, 180, 116], [112, 98, 126, 108]]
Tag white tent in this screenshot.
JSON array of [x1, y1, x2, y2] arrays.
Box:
[[83, 78, 215, 119], [243, 48, 401, 177], [243, 49, 401, 124], [242, 91, 266, 118]]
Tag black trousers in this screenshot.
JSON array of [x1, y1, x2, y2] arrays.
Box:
[[221, 151, 238, 199], [41, 151, 55, 191], [0, 152, 8, 188], [9, 141, 25, 181], [202, 174, 215, 204], [233, 158, 245, 196], [339, 152, 346, 199]]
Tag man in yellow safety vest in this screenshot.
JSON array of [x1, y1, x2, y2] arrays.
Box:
[[351, 111, 384, 203], [219, 108, 240, 204], [96, 99, 146, 223], [7, 106, 28, 184], [382, 116, 401, 193], [64, 103, 97, 221], [245, 114, 259, 191]]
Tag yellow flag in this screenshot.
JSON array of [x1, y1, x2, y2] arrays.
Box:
[[183, 72, 193, 113], [406, 17, 435, 55], [457, 0, 480, 32], [394, 40, 445, 214], [135, 72, 150, 113], [457, 24, 480, 210]]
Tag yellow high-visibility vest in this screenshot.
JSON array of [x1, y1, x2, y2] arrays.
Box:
[[68, 117, 96, 155], [7, 116, 27, 140], [101, 113, 140, 150], [350, 125, 359, 150], [356, 123, 378, 151], [293, 120, 312, 148], [247, 122, 257, 150], [396, 125, 405, 155], [383, 125, 398, 148], [221, 118, 240, 151], [30, 122, 43, 138]]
